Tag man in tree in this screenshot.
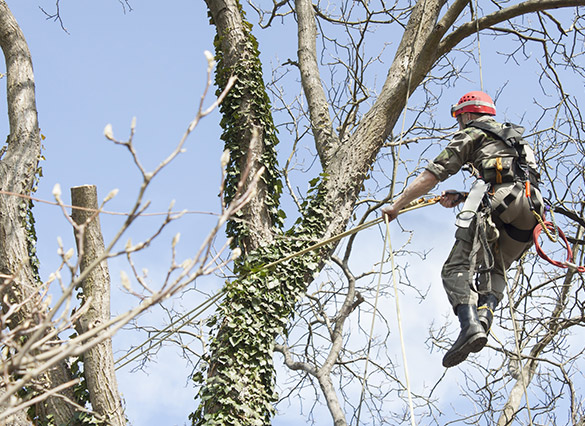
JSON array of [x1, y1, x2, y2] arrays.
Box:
[[382, 91, 543, 368]]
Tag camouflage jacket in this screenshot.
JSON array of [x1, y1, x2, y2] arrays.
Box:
[[426, 115, 538, 185]]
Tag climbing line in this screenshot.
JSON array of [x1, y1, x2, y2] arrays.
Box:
[[532, 209, 585, 273], [355, 217, 390, 425], [356, 217, 417, 426], [473, 0, 484, 91], [504, 252, 534, 426], [533, 208, 558, 243], [258, 196, 440, 273], [386, 217, 417, 426], [114, 289, 223, 369]]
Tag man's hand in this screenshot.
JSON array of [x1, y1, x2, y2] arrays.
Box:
[[381, 170, 440, 223], [381, 204, 400, 222], [440, 190, 466, 208]]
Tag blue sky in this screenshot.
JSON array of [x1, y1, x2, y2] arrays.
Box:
[[1, 1, 582, 425]]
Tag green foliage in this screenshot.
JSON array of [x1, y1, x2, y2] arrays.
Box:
[[191, 175, 330, 425], [212, 3, 284, 251], [22, 145, 44, 283], [192, 3, 335, 424]]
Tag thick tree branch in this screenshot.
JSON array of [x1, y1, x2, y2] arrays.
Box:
[[438, 0, 585, 57], [295, 0, 339, 166], [71, 185, 125, 426]]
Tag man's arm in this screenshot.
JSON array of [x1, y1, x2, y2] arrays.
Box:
[[382, 170, 440, 221]]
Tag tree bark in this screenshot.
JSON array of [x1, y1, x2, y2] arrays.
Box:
[[71, 185, 125, 425], [0, 1, 77, 423], [205, 0, 280, 252], [295, 0, 339, 166]]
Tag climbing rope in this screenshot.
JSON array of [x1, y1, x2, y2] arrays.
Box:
[[533, 220, 585, 273], [117, 196, 442, 370], [531, 201, 584, 273], [259, 195, 440, 273], [473, 0, 484, 91], [533, 208, 558, 243], [355, 218, 390, 425], [356, 217, 417, 426], [503, 253, 534, 426], [386, 218, 417, 426]]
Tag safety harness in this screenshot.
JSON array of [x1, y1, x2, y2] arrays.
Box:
[[455, 121, 545, 294], [468, 120, 543, 241], [459, 120, 583, 278]]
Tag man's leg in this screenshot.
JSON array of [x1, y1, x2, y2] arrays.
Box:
[[441, 227, 479, 309], [477, 215, 536, 332], [441, 227, 487, 368]]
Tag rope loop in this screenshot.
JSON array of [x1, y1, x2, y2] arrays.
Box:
[[533, 221, 585, 273]]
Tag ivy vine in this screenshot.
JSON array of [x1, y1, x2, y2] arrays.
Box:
[[191, 177, 330, 425], [212, 2, 285, 251], [190, 3, 338, 424]]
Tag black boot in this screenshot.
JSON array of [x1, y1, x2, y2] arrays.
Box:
[[477, 293, 498, 332], [442, 304, 488, 368]]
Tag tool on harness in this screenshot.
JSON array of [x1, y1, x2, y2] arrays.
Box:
[[453, 178, 496, 293]]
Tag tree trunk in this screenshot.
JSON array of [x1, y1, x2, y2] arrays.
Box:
[[194, 0, 450, 424], [200, 0, 585, 424], [0, 1, 77, 423], [204, 0, 282, 254], [71, 185, 125, 425]]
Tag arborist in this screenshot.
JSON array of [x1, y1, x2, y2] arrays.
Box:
[[382, 91, 544, 368]]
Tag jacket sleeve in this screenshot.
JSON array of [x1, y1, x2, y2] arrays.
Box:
[[425, 129, 479, 182]]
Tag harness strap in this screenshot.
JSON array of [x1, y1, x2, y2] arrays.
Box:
[[502, 223, 533, 243], [492, 182, 543, 243], [494, 183, 522, 216], [494, 181, 543, 215]]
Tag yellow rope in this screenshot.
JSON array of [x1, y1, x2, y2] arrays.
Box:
[[115, 290, 223, 369], [116, 196, 441, 370], [533, 209, 559, 243], [258, 196, 440, 273]]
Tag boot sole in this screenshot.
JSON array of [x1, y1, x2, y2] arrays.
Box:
[[442, 333, 488, 368]]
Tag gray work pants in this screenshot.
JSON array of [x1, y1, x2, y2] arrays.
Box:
[[441, 182, 542, 311]]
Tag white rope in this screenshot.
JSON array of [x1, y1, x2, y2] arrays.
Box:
[[355, 216, 390, 425], [386, 217, 417, 426], [503, 251, 534, 426], [355, 217, 417, 426], [473, 0, 484, 91]]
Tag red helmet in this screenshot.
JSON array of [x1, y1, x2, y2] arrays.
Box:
[[451, 91, 496, 117]]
